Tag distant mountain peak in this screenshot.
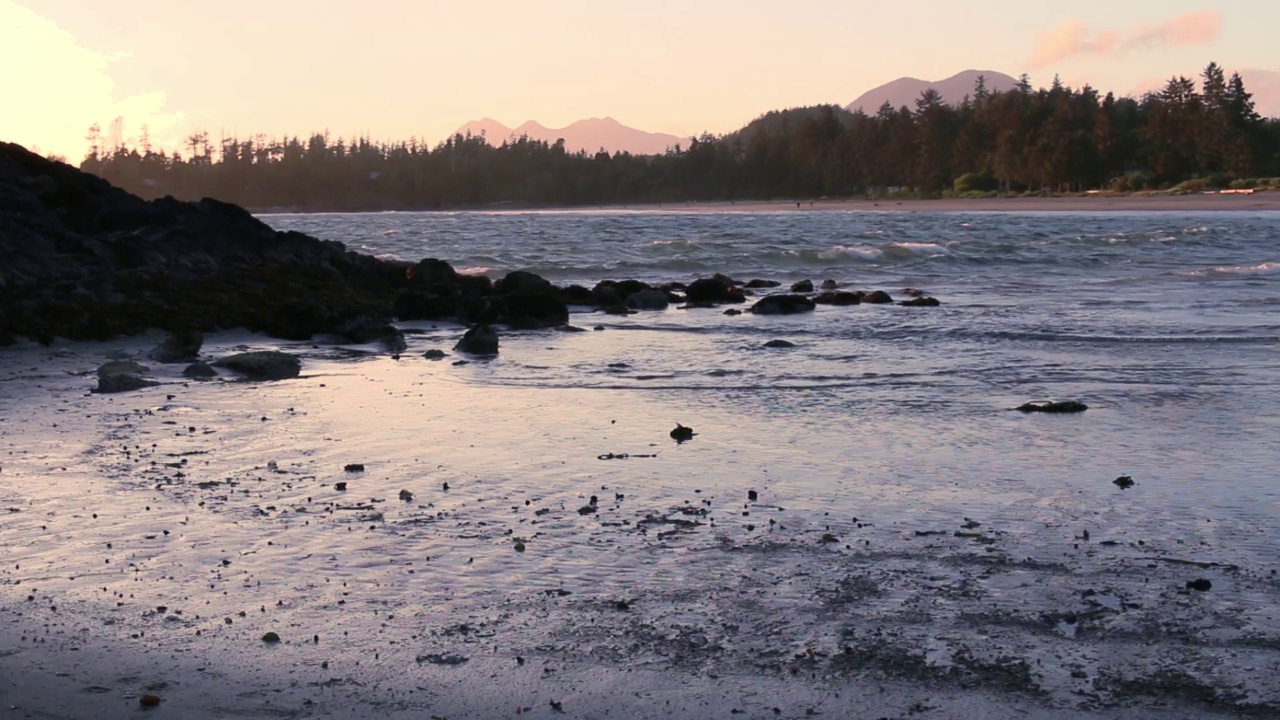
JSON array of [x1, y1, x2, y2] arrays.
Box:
[[846, 70, 1019, 114], [454, 117, 686, 155]]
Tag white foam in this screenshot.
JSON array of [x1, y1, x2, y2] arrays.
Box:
[[822, 245, 883, 260], [888, 242, 953, 255]]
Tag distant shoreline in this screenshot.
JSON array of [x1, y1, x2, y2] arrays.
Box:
[[252, 191, 1280, 215]]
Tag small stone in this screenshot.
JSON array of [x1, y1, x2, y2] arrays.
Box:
[[1113, 475, 1135, 489], [344, 463, 365, 473], [399, 489, 413, 502], [139, 694, 162, 707], [514, 541, 526, 552], [763, 339, 796, 348], [670, 424, 695, 442], [747, 490, 758, 501], [262, 631, 281, 643], [1186, 578, 1212, 592], [334, 482, 348, 491]]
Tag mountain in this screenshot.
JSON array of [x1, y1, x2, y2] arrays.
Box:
[[846, 70, 1019, 114], [454, 117, 686, 155]]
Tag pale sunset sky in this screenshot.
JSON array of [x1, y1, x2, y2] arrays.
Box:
[[3, 0, 1278, 161]]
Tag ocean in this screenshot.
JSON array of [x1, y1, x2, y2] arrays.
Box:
[[1, 208, 1277, 718]]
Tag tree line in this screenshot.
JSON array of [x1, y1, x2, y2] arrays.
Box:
[[79, 64, 1280, 210]]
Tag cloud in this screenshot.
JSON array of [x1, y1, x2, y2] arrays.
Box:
[[1029, 10, 1222, 69], [0, 1, 182, 162]]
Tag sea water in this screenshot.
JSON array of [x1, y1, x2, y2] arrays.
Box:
[[1, 209, 1277, 718]]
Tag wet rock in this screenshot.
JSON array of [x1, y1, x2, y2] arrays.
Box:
[[748, 490, 758, 501], [494, 270, 553, 296], [1113, 475, 1136, 489], [626, 288, 670, 310], [399, 489, 414, 502], [344, 464, 365, 473], [1018, 400, 1088, 413], [454, 323, 498, 355], [488, 291, 568, 329], [139, 694, 162, 707], [902, 288, 925, 297], [148, 330, 203, 363], [262, 632, 281, 643], [744, 279, 780, 288], [813, 291, 863, 306], [423, 349, 448, 360], [212, 351, 301, 381], [723, 308, 743, 316], [1186, 578, 1212, 592], [334, 482, 348, 491], [182, 361, 217, 379], [95, 361, 159, 393], [763, 339, 796, 348], [862, 290, 894, 304], [336, 316, 406, 352], [790, 279, 814, 293], [820, 279, 839, 290], [417, 653, 469, 666], [405, 258, 459, 288], [685, 275, 744, 304], [900, 296, 941, 307], [560, 284, 595, 305], [750, 294, 816, 315], [670, 424, 695, 442], [578, 504, 597, 515]]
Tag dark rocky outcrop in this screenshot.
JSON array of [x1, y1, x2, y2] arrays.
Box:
[[148, 330, 203, 363], [454, 323, 499, 355], [750, 294, 816, 315], [685, 274, 745, 304], [900, 297, 941, 307], [813, 291, 863, 306], [862, 290, 894, 304], [212, 351, 301, 380], [790, 279, 814, 293], [625, 288, 670, 310], [95, 360, 158, 393]]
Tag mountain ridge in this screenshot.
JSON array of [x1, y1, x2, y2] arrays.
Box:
[[455, 117, 686, 155], [846, 70, 1020, 113]]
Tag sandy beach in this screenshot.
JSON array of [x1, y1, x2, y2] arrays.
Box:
[[2, 324, 1277, 719]]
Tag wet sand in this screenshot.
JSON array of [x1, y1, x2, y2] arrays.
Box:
[[615, 192, 1280, 214], [2, 330, 1278, 719]]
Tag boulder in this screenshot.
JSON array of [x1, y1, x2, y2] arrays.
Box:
[[749, 294, 816, 315], [591, 282, 624, 306], [625, 289, 670, 310], [763, 339, 796, 348], [494, 270, 553, 296], [454, 324, 499, 355], [405, 258, 459, 289], [813, 291, 863, 306], [212, 351, 301, 381], [95, 360, 158, 393], [744, 279, 780, 289], [423, 349, 448, 360], [685, 275, 745, 304], [819, 279, 839, 290], [148, 330, 203, 363], [560, 284, 595, 305], [862, 290, 894, 304], [393, 289, 457, 321], [183, 361, 218, 379], [790, 279, 814, 293], [490, 292, 568, 329], [336, 316, 406, 351], [900, 297, 941, 307]]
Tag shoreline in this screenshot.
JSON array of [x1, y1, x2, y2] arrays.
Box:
[[251, 190, 1280, 215]]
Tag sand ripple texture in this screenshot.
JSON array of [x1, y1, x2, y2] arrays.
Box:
[[1, 324, 1278, 719]]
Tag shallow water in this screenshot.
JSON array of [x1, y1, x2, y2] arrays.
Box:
[[1, 209, 1278, 718]]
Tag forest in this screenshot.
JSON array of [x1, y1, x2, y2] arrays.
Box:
[[78, 64, 1280, 211]]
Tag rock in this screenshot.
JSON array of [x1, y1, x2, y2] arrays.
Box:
[[1017, 400, 1089, 413], [212, 351, 301, 380], [670, 424, 695, 442], [148, 330, 203, 363], [494, 270, 553, 296], [334, 482, 348, 491], [399, 489, 413, 502], [1186, 578, 1212, 592], [813, 291, 863, 306], [560, 284, 595, 304], [182, 361, 217, 379], [423, 349, 448, 360], [820, 279, 839, 290], [344, 464, 365, 473], [744, 279, 780, 289], [336, 316, 406, 351], [1113, 475, 1135, 489], [405, 258, 459, 288], [763, 339, 796, 348], [95, 361, 158, 393], [723, 309, 742, 316], [900, 297, 941, 307], [139, 694, 162, 707], [625, 289, 670, 310], [747, 490, 758, 501], [489, 291, 568, 329], [790, 279, 814, 293], [749, 294, 816, 315], [862, 290, 894, 304], [685, 275, 744, 304], [902, 288, 925, 297], [261, 631, 281, 643], [454, 323, 499, 355]]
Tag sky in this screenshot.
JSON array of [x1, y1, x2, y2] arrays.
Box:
[[3, 0, 1278, 161]]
